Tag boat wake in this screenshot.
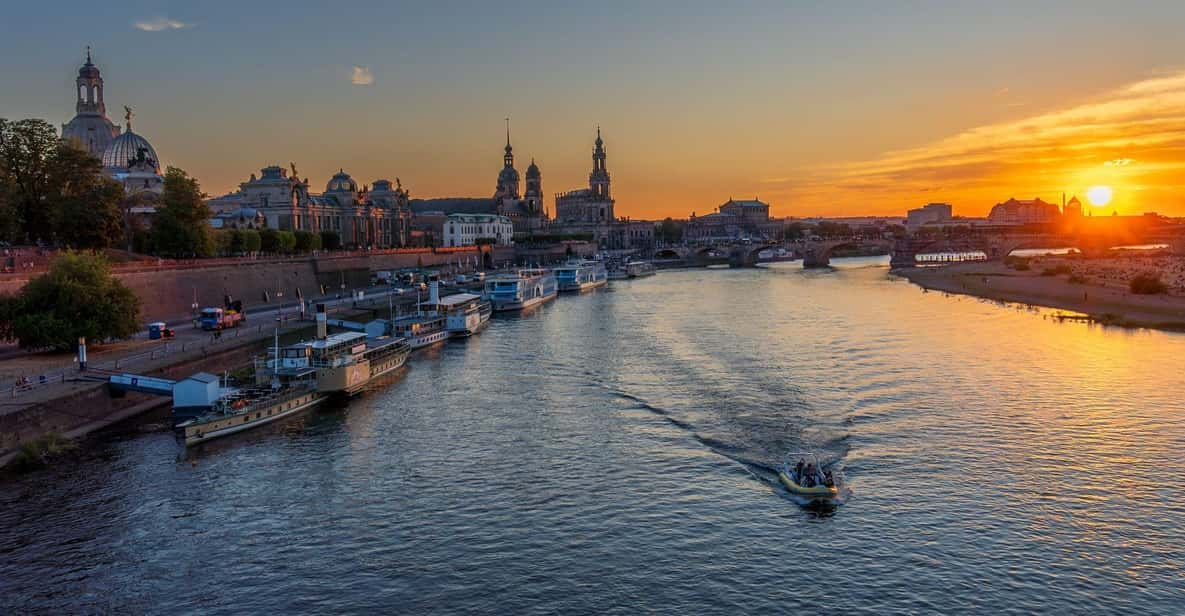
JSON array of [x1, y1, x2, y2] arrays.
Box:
[[604, 386, 851, 506]]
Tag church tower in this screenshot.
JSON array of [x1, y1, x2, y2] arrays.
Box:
[[62, 47, 121, 157], [524, 158, 544, 219], [494, 120, 520, 200], [589, 126, 611, 200]]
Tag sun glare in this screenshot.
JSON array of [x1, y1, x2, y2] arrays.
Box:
[[1086, 185, 1113, 207]]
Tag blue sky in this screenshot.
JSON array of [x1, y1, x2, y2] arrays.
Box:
[[5, 1, 1185, 216]]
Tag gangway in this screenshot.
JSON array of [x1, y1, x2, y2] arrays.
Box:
[[107, 373, 176, 397]]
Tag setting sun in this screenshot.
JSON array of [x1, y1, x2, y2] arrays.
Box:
[[1086, 185, 1113, 206]]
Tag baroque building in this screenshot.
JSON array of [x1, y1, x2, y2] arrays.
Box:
[[551, 128, 653, 251], [493, 123, 547, 235], [207, 165, 411, 248], [61, 49, 164, 203]]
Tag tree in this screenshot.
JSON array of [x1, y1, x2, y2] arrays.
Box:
[[0, 119, 60, 241], [213, 229, 234, 256], [656, 217, 683, 245], [0, 252, 140, 351], [259, 227, 279, 253], [784, 221, 807, 241], [276, 230, 296, 254], [0, 118, 124, 247], [241, 229, 261, 254], [319, 230, 341, 251], [294, 230, 320, 252], [52, 149, 125, 250], [153, 167, 213, 257]]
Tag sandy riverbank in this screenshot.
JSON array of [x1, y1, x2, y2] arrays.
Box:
[[895, 258, 1185, 331]]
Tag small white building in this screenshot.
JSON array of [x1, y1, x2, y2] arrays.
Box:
[[443, 214, 514, 247]]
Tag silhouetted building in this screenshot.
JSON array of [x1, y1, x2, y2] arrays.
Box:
[[988, 198, 1060, 224]]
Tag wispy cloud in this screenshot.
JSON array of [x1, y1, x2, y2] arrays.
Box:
[[351, 66, 375, 86], [1105, 158, 1136, 166], [134, 17, 192, 32]]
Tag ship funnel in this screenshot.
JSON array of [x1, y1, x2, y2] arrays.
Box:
[[429, 281, 440, 305], [315, 303, 327, 340]]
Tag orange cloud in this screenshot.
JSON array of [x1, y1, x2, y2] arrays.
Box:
[[801, 70, 1185, 216]]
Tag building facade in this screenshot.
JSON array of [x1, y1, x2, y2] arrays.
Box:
[[684, 199, 782, 242], [988, 198, 1061, 224], [443, 214, 514, 247], [906, 203, 953, 230], [208, 166, 411, 248]]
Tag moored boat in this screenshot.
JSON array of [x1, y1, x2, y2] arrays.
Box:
[[554, 260, 608, 292], [483, 268, 558, 312], [174, 305, 410, 446], [421, 292, 492, 336]]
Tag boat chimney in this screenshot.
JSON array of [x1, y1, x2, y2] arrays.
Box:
[[315, 303, 327, 340], [429, 280, 440, 305]]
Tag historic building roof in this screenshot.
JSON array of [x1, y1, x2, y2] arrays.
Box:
[[101, 129, 159, 172], [326, 170, 358, 193]]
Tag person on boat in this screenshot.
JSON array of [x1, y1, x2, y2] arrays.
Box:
[[802, 464, 816, 487], [794, 459, 805, 480], [823, 469, 835, 488]]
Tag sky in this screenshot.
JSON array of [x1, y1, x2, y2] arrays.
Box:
[[5, 1, 1185, 219]]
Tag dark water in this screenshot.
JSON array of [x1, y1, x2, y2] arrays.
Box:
[[3, 258, 1184, 614]]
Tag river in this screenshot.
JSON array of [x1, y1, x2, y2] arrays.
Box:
[[2, 257, 1183, 614]]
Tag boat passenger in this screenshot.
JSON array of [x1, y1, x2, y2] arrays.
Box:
[[795, 459, 805, 479]]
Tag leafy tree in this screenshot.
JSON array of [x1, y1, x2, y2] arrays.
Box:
[[319, 230, 341, 251], [276, 230, 296, 253], [259, 227, 279, 253], [784, 221, 807, 240], [655, 217, 684, 245], [153, 167, 213, 257], [0, 118, 124, 247], [294, 230, 321, 252], [0, 119, 60, 241], [242, 229, 261, 253], [213, 229, 234, 256], [0, 252, 140, 350], [53, 154, 125, 250]]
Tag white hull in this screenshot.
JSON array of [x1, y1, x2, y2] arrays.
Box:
[[492, 291, 557, 312], [559, 278, 608, 292]]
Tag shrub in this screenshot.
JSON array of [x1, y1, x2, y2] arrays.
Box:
[[1130, 273, 1167, 295], [1005, 255, 1030, 270], [319, 230, 341, 251], [1068, 274, 1087, 284]]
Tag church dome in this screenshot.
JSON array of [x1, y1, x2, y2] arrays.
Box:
[[526, 159, 540, 178], [326, 169, 357, 193], [498, 166, 519, 185], [101, 130, 159, 171]]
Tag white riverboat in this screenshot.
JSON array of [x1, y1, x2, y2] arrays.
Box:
[[392, 312, 451, 350], [608, 260, 656, 280], [483, 268, 558, 312], [421, 292, 492, 336], [553, 261, 608, 292]]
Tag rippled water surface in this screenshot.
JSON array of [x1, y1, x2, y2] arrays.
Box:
[[3, 258, 1184, 614]]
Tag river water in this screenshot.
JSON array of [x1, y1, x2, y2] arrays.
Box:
[[3, 258, 1184, 614]]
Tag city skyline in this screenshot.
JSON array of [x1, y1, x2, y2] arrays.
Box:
[[6, 2, 1185, 218]]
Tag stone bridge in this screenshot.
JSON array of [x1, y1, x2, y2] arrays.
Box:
[[656, 229, 1185, 270]]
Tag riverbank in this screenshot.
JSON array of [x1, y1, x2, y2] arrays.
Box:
[[0, 305, 383, 469], [896, 259, 1185, 330]]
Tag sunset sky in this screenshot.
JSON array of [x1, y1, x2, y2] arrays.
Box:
[[5, 1, 1185, 219]]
